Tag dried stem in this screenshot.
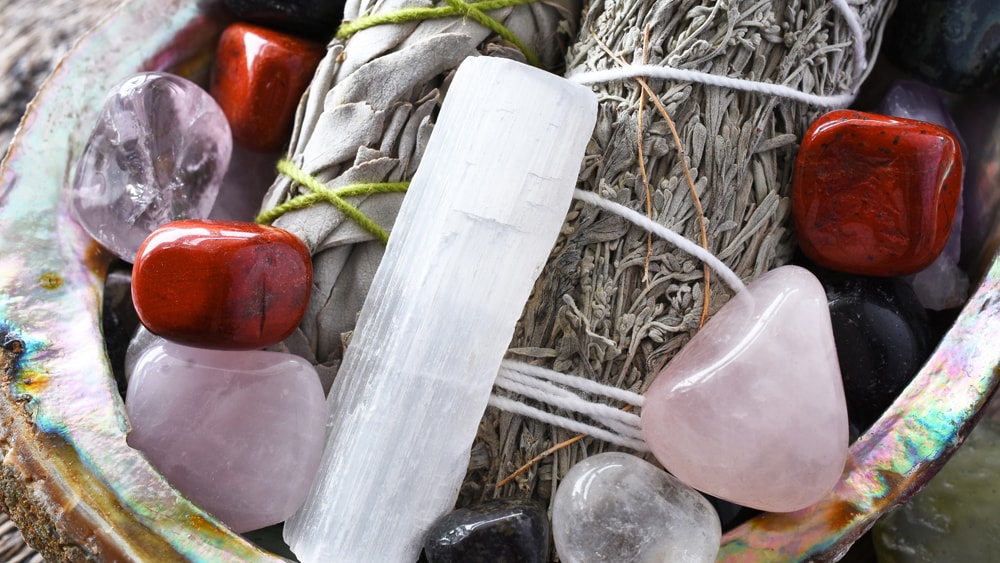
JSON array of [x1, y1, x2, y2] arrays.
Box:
[[638, 26, 653, 284]]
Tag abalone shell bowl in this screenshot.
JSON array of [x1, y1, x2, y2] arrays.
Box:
[[1, 0, 998, 561]]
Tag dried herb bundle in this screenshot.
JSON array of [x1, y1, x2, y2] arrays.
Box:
[[469, 0, 896, 504]]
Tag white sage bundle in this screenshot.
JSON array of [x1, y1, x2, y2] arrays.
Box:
[[471, 0, 897, 503], [259, 0, 582, 390]]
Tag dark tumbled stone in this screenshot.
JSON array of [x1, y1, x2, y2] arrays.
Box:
[[816, 270, 932, 432], [223, 0, 345, 38], [883, 0, 1000, 92], [101, 261, 139, 395], [423, 498, 549, 563]]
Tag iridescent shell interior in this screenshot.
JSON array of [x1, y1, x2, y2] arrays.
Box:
[[1, 0, 998, 561]]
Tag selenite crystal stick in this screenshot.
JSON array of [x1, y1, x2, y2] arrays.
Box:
[[284, 56, 598, 562]]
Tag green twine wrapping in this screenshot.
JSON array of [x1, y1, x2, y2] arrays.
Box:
[[257, 159, 409, 245], [264, 0, 542, 239], [336, 0, 543, 67]]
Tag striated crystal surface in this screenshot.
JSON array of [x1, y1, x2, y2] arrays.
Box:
[[641, 265, 849, 512], [125, 342, 326, 533], [71, 72, 231, 262], [283, 57, 597, 562], [552, 452, 721, 563]]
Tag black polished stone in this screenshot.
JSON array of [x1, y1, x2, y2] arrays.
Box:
[[241, 523, 298, 561], [883, 0, 1000, 92], [101, 261, 140, 396], [423, 498, 549, 563], [224, 0, 345, 38], [817, 271, 932, 433]]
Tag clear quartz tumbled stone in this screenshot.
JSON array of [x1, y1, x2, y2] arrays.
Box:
[[552, 452, 722, 563], [71, 72, 232, 262]]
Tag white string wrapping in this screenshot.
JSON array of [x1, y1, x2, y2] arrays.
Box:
[[494, 367, 644, 439], [572, 189, 748, 293], [832, 0, 868, 78], [500, 359, 646, 406], [567, 66, 857, 108], [487, 395, 650, 451], [568, 0, 866, 106]]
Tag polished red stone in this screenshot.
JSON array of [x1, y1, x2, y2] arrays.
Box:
[[210, 22, 324, 152], [132, 220, 312, 350], [792, 109, 963, 276]]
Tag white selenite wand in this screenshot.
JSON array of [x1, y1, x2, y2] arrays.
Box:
[[283, 56, 598, 562]]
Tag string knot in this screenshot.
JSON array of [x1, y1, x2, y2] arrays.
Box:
[[258, 159, 409, 245], [336, 0, 543, 67]]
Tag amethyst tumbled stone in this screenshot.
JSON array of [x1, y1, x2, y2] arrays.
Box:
[[71, 72, 231, 262]]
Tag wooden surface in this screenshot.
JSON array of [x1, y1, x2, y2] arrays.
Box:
[[0, 0, 121, 159]]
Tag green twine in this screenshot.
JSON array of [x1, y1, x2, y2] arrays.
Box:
[[264, 0, 540, 239], [257, 159, 409, 245], [336, 0, 543, 68]]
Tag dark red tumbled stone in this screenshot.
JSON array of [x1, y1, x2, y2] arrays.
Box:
[[792, 109, 963, 277], [210, 22, 324, 152], [132, 220, 312, 350]]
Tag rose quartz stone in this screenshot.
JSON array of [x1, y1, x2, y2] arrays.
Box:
[[640, 265, 848, 512], [125, 342, 326, 532]]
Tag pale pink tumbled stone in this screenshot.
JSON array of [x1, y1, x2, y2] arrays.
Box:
[[125, 342, 326, 532], [640, 265, 848, 513]]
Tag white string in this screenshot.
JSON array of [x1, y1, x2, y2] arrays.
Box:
[[494, 369, 645, 439], [494, 363, 646, 444], [492, 388, 642, 442], [567, 0, 867, 107], [488, 394, 650, 451], [573, 189, 747, 293], [831, 0, 867, 78], [498, 368, 580, 401], [500, 360, 646, 407], [568, 66, 856, 108]]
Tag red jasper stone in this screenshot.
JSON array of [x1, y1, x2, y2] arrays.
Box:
[[132, 220, 312, 350], [792, 110, 963, 277], [210, 22, 324, 152]]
